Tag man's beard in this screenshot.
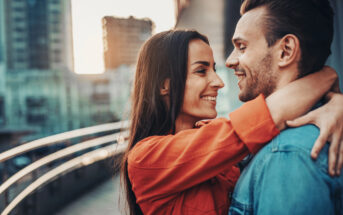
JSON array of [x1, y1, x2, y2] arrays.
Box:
[[239, 53, 277, 102]]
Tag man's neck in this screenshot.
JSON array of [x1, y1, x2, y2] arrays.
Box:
[[274, 67, 299, 91]]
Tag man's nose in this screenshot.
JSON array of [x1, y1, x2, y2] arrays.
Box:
[[225, 53, 238, 70]]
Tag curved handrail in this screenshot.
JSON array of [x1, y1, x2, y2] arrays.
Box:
[[1, 143, 127, 215], [0, 131, 129, 195], [0, 120, 129, 162]]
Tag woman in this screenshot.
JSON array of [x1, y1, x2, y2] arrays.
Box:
[[121, 30, 341, 215]]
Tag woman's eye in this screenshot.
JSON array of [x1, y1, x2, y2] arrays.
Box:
[[196, 69, 206, 74]]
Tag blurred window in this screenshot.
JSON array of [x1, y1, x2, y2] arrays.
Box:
[[26, 96, 47, 108], [51, 0, 60, 4], [13, 7, 25, 12], [14, 27, 25, 33], [53, 38, 60, 43], [26, 113, 46, 124], [14, 17, 24, 22], [54, 55, 61, 63], [0, 96, 5, 126], [16, 48, 25, 53], [15, 37, 25, 42], [26, 96, 48, 125]]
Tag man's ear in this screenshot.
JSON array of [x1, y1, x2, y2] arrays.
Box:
[[160, 79, 170, 96], [277, 34, 300, 68]]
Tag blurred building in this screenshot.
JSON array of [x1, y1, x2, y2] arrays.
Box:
[[175, 0, 225, 64], [0, 0, 6, 126], [102, 16, 153, 69], [175, 0, 190, 19], [3, 0, 73, 71], [77, 65, 134, 126], [0, 0, 80, 142], [96, 16, 154, 123]]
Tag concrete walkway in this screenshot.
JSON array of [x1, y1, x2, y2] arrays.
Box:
[[55, 175, 122, 215]]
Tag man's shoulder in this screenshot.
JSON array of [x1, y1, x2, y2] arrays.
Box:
[[259, 124, 321, 153], [277, 124, 320, 150], [250, 124, 329, 172], [248, 124, 326, 169]]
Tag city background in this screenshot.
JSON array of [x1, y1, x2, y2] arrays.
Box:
[[0, 0, 342, 214], [0, 0, 342, 148]]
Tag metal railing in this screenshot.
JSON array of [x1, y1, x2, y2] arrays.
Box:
[[0, 121, 129, 215]]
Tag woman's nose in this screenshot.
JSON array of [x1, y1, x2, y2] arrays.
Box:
[[210, 73, 225, 89]]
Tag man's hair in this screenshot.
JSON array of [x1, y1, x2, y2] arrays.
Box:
[[241, 0, 334, 77]]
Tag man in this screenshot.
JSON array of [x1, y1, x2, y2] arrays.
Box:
[[225, 0, 343, 214]]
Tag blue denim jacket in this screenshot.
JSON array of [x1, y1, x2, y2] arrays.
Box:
[[228, 125, 343, 215]]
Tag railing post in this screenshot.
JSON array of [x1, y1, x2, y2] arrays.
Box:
[[2, 162, 10, 207]]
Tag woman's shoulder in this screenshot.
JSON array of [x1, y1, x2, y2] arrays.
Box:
[[128, 134, 170, 165]]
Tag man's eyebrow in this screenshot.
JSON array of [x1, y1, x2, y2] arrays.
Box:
[[232, 37, 247, 44], [191, 61, 210, 66]]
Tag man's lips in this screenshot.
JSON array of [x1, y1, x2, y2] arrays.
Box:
[[234, 70, 246, 87], [234, 70, 246, 82], [234, 70, 246, 76]]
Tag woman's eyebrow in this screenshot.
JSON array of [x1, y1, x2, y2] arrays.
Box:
[[191, 61, 210, 66]]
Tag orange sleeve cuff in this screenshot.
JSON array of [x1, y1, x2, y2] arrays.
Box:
[[229, 94, 280, 154]]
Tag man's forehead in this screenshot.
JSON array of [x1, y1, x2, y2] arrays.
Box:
[[232, 7, 267, 42]]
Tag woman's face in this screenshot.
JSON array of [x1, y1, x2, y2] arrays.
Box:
[[178, 39, 224, 126]]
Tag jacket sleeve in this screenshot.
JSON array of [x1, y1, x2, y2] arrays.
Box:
[[128, 94, 279, 202]]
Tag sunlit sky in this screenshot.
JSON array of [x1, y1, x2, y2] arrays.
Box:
[[71, 0, 176, 74]]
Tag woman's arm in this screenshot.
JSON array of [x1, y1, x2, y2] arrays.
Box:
[[266, 66, 337, 130], [128, 95, 278, 202]]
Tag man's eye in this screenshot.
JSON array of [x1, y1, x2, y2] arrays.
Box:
[[239, 44, 246, 51]]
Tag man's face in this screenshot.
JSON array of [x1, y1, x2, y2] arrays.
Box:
[[226, 7, 279, 102]]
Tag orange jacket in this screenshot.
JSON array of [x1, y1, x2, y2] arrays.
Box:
[[128, 94, 279, 215]]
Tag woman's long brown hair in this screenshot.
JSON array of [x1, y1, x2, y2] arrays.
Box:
[[121, 30, 209, 215]]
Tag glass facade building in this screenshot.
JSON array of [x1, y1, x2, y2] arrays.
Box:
[[0, 0, 78, 142]]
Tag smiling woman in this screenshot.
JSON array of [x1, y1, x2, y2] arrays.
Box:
[[119, 29, 339, 215], [176, 39, 224, 132], [71, 0, 175, 74]]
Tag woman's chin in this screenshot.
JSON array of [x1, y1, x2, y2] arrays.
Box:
[[204, 111, 217, 119]]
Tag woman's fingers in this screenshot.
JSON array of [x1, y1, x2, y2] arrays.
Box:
[[286, 111, 314, 128], [336, 139, 343, 176], [311, 128, 330, 160], [285, 92, 343, 176], [333, 126, 343, 176], [328, 133, 340, 176]]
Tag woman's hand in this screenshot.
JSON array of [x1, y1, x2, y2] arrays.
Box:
[[287, 92, 343, 177]]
